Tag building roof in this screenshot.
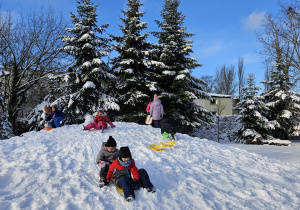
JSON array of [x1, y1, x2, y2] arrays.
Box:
[[210, 93, 232, 98]]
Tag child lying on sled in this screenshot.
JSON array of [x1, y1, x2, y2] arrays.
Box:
[[105, 146, 155, 202]]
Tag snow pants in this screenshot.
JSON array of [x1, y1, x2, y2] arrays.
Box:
[[116, 169, 154, 199], [153, 120, 161, 128], [100, 164, 109, 180], [86, 121, 107, 130], [49, 116, 65, 128]]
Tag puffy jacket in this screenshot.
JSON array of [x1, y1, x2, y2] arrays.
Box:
[[94, 115, 113, 125], [96, 142, 119, 164], [149, 100, 163, 120], [45, 107, 66, 123], [146, 102, 152, 113], [106, 158, 139, 182]]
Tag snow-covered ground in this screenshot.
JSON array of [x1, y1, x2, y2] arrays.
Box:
[[224, 141, 300, 164], [1, 122, 300, 210]]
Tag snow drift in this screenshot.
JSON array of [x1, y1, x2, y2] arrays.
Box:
[[0, 122, 299, 209]]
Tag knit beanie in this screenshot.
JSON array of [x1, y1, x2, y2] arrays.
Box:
[[119, 146, 132, 159], [98, 110, 104, 114], [44, 106, 51, 114], [106, 136, 117, 147]]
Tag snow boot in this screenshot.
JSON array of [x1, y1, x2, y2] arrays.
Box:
[[126, 195, 135, 202], [98, 177, 106, 188], [99, 127, 103, 133], [82, 125, 87, 131], [168, 134, 174, 141], [147, 187, 156, 193]]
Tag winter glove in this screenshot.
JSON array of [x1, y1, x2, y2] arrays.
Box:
[[98, 161, 106, 168], [99, 161, 109, 168]]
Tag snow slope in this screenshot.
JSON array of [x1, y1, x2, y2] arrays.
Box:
[[1, 122, 300, 210]]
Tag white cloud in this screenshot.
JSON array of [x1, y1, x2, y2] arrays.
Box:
[[242, 11, 266, 30], [195, 40, 234, 57], [238, 53, 261, 64]]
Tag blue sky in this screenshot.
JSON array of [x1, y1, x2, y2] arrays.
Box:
[[0, 0, 291, 91]]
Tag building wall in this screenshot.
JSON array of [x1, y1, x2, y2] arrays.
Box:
[[194, 94, 233, 116]]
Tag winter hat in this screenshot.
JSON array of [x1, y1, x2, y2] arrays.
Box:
[[119, 146, 132, 159], [100, 105, 105, 110], [98, 110, 105, 114], [106, 136, 116, 147], [44, 106, 51, 114]]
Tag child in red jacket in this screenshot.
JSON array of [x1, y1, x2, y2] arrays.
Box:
[[83, 110, 115, 132], [106, 146, 155, 202]]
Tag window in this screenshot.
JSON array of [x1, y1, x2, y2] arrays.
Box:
[[210, 98, 216, 104]]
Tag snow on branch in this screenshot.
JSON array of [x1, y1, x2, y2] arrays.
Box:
[[82, 81, 96, 89]]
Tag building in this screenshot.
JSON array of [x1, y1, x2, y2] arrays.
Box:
[[194, 93, 233, 115]]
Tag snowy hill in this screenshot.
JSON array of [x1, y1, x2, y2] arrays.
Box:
[[1, 122, 300, 209]]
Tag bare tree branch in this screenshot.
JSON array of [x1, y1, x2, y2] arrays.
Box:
[[0, 7, 69, 134]]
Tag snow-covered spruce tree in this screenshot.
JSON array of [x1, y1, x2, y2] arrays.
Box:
[[235, 73, 271, 144], [0, 93, 13, 140], [54, 0, 119, 124], [261, 57, 300, 139], [151, 0, 212, 133], [110, 0, 162, 123]]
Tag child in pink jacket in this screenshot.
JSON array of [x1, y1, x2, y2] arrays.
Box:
[[83, 110, 115, 132], [146, 99, 152, 114]]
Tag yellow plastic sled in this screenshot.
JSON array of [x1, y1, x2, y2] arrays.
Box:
[[116, 184, 124, 194], [149, 140, 176, 151], [148, 144, 164, 151], [160, 141, 175, 147]]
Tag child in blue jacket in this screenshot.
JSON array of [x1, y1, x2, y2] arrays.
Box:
[[44, 106, 66, 128]]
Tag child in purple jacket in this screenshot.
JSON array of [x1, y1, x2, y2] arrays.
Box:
[[149, 94, 163, 128]]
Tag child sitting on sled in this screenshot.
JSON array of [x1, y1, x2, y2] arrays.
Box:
[[160, 118, 177, 141], [106, 146, 155, 202], [44, 106, 66, 128], [82, 109, 115, 132], [96, 136, 119, 187]]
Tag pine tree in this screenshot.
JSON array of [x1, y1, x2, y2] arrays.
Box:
[[235, 74, 271, 144], [54, 0, 119, 124], [151, 0, 212, 133], [261, 57, 300, 139], [0, 93, 13, 140], [110, 0, 161, 122]]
